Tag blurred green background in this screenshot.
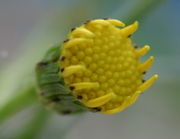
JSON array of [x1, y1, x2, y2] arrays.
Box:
[[0, 0, 180, 139]]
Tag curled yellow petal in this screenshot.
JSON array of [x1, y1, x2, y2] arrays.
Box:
[[139, 56, 154, 73], [101, 105, 126, 114], [64, 38, 92, 48], [135, 45, 150, 57], [70, 82, 99, 90], [85, 92, 115, 108], [61, 65, 86, 77], [125, 91, 141, 106], [71, 27, 94, 38], [120, 21, 138, 37], [88, 19, 110, 26], [137, 74, 158, 92], [106, 19, 125, 27]]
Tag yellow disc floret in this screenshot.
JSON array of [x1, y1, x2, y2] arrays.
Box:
[[59, 18, 158, 114]]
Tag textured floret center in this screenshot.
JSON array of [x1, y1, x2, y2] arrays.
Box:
[[60, 19, 142, 112]]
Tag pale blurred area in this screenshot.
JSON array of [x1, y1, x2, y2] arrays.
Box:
[[0, 0, 180, 139]]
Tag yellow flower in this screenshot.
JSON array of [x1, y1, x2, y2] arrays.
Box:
[[59, 18, 158, 114]]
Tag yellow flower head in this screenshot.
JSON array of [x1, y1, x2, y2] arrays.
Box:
[[59, 18, 158, 114]]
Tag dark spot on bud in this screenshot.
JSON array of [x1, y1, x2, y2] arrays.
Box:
[[52, 98, 61, 102], [63, 39, 69, 43], [103, 18, 109, 20], [62, 110, 71, 115], [77, 95, 83, 100], [143, 71, 146, 74], [71, 27, 76, 32], [60, 56, 65, 61], [142, 79, 146, 83], [84, 20, 91, 25], [134, 44, 138, 49], [37, 62, 48, 67], [61, 68, 64, 72], [93, 107, 102, 112], [69, 86, 75, 90], [128, 34, 132, 38]]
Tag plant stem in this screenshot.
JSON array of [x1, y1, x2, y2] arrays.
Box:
[[124, 0, 165, 23], [111, 0, 165, 24], [0, 86, 38, 124], [15, 107, 51, 139]]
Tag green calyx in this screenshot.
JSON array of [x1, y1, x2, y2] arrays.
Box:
[[35, 44, 88, 115]]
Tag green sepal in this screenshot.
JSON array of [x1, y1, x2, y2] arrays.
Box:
[[36, 44, 87, 114]]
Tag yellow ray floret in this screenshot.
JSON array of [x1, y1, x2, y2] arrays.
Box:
[[137, 74, 158, 92], [88, 19, 110, 26], [120, 21, 138, 37], [61, 65, 86, 77], [84, 92, 115, 108], [60, 18, 158, 114], [139, 56, 154, 73], [102, 91, 141, 114], [105, 19, 125, 27], [135, 45, 150, 57], [71, 27, 94, 38], [64, 38, 92, 48], [102, 103, 127, 114], [70, 82, 99, 91], [125, 91, 141, 106]]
